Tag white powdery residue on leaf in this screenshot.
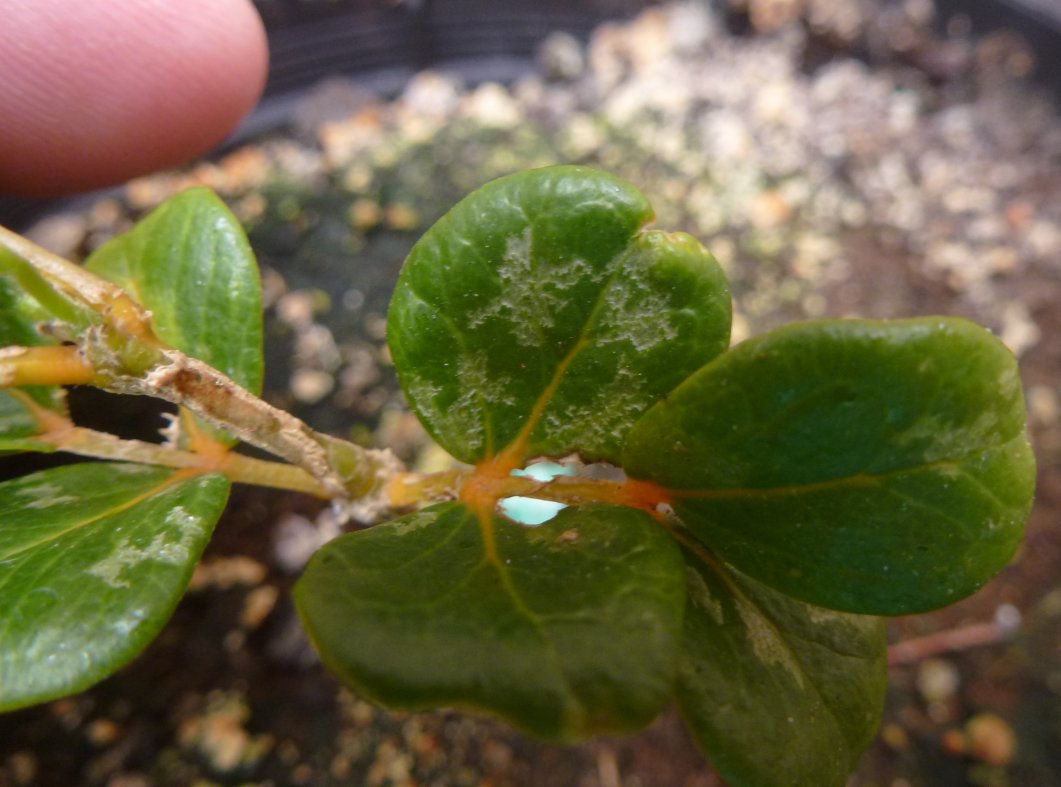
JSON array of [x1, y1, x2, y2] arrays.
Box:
[[685, 566, 724, 625], [406, 352, 516, 457], [594, 256, 678, 352], [459, 351, 516, 407], [467, 228, 606, 347], [390, 510, 443, 536], [542, 365, 649, 456], [452, 350, 517, 435], [934, 463, 963, 480], [110, 464, 159, 476], [965, 408, 1006, 444], [404, 372, 485, 456], [16, 481, 60, 498], [403, 373, 442, 411], [152, 506, 203, 564], [733, 593, 804, 686], [894, 407, 1003, 459], [87, 506, 204, 589], [25, 495, 78, 509], [16, 482, 78, 509], [804, 604, 848, 626], [109, 607, 148, 636], [0, 411, 32, 430], [87, 544, 143, 589], [995, 358, 1022, 398], [165, 505, 199, 528]]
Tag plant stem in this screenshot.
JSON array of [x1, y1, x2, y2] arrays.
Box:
[[0, 227, 102, 329], [0, 346, 95, 387], [887, 612, 1022, 666], [387, 466, 670, 515], [0, 225, 402, 502], [37, 423, 332, 497]]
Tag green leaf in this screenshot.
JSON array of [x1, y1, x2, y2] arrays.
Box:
[[624, 318, 1036, 614], [0, 274, 67, 440], [0, 392, 57, 454], [0, 243, 97, 331], [0, 273, 48, 348], [678, 549, 886, 787], [85, 188, 263, 394], [388, 165, 731, 465], [0, 464, 229, 711], [294, 502, 685, 741]]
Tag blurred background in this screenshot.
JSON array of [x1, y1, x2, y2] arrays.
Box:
[[1, 1, 1060, 784]]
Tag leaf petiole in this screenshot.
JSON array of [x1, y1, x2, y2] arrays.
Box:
[[5, 388, 331, 496], [0, 345, 95, 387]]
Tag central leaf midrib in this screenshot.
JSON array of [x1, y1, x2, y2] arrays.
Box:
[[493, 242, 637, 462], [459, 509, 598, 728], [669, 437, 1019, 502], [476, 511, 589, 725]]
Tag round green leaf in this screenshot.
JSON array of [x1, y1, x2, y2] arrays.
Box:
[[678, 551, 886, 787], [294, 502, 685, 741], [0, 464, 229, 711], [388, 165, 731, 464], [624, 318, 1036, 614], [85, 188, 263, 395]]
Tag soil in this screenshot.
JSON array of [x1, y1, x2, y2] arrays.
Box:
[[2, 2, 1060, 785]]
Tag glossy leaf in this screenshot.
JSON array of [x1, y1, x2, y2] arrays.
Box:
[[0, 273, 47, 348], [85, 188, 263, 394], [295, 502, 685, 741], [388, 165, 731, 464], [0, 392, 57, 454], [0, 259, 67, 442], [0, 464, 229, 711], [624, 318, 1036, 614], [678, 549, 887, 787], [0, 242, 97, 331]]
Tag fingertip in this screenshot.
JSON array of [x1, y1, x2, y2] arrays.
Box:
[[0, 0, 269, 198]]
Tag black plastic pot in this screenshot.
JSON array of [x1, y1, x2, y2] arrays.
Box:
[[935, 0, 1061, 83], [259, 0, 650, 96]]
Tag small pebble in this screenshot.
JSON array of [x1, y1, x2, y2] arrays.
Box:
[[1027, 385, 1060, 427], [917, 658, 961, 703], [966, 712, 1017, 766], [85, 718, 121, 746], [24, 213, 87, 257], [290, 368, 335, 404], [240, 585, 279, 630], [538, 31, 586, 81], [273, 512, 342, 573], [6, 752, 37, 785], [189, 556, 267, 591], [383, 203, 421, 231], [177, 693, 273, 774]]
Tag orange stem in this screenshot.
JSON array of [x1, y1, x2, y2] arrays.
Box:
[[0, 345, 95, 387], [388, 464, 672, 518]]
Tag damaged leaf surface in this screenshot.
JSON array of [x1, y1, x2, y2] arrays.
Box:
[[0, 464, 228, 711], [678, 550, 887, 787], [388, 166, 731, 464]]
